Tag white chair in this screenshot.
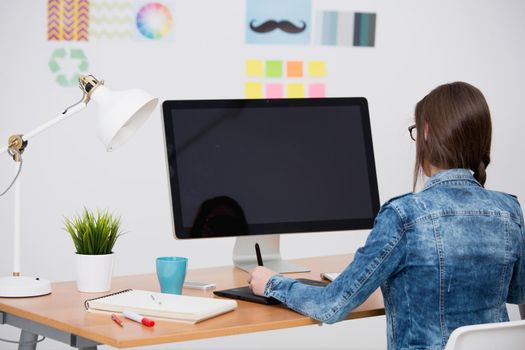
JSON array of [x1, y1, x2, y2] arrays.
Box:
[[444, 320, 525, 350]]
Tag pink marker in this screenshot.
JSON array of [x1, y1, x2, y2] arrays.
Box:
[[123, 310, 155, 327]]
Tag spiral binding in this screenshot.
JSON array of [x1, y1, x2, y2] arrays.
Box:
[[84, 288, 133, 310]]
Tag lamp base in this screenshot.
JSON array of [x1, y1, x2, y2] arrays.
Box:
[[0, 276, 52, 297]]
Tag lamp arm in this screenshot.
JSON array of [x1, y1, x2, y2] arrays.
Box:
[[0, 101, 87, 156]]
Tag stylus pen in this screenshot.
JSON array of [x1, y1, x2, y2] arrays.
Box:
[[255, 243, 264, 266]]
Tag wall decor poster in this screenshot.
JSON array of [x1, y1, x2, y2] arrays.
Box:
[[315, 11, 376, 47], [134, 0, 175, 40], [48, 48, 89, 87], [246, 0, 311, 45], [48, 0, 89, 41], [90, 0, 135, 39], [89, 0, 175, 40]]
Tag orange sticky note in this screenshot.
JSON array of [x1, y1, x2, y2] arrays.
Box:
[[287, 61, 303, 78]]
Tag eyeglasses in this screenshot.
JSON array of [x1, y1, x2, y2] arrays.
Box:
[[408, 124, 416, 141]]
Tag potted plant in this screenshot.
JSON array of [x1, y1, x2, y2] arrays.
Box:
[[64, 208, 123, 292]]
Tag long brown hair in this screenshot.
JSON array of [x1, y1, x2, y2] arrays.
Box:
[[413, 81, 492, 190]]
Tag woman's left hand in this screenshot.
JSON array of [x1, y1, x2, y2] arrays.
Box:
[[248, 266, 277, 296]]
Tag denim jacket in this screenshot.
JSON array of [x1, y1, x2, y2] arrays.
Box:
[[264, 169, 525, 350]]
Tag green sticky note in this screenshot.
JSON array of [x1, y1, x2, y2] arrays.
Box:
[[266, 60, 283, 78]]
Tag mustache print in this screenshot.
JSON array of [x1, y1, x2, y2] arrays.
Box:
[[249, 19, 307, 34]]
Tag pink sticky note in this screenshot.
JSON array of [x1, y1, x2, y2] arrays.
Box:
[[308, 83, 326, 98], [266, 83, 284, 98]]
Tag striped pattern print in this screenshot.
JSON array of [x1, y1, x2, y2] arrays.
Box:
[[48, 0, 89, 41], [315, 11, 376, 47], [354, 13, 376, 47]]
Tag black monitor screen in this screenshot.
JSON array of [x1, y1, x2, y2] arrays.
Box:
[[162, 98, 380, 239]]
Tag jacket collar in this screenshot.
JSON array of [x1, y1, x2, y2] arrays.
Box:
[[423, 168, 481, 191]]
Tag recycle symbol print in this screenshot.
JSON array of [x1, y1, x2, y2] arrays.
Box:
[[48, 48, 89, 87]]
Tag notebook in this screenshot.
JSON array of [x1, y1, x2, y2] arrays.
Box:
[[84, 289, 237, 324]]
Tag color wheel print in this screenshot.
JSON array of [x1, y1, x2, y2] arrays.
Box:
[[136, 2, 173, 39]]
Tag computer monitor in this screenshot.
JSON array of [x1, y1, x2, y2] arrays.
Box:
[[162, 97, 380, 273]]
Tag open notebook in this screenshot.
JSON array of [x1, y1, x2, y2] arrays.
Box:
[[84, 289, 237, 324]]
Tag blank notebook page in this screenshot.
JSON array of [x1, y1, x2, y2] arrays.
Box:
[[85, 289, 237, 323]]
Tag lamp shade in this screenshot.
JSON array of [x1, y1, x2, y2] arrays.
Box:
[[91, 85, 158, 151]]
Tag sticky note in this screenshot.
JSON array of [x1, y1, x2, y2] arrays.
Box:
[[246, 60, 263, 77], [308, 84, 326, 97], [287, 61, 303, 78], [266, 83, 284, 98], [266, 60, 283, 78], [287, 83, 305, 98], [308, 61, 326, 77], [245, 82, 263, 98]]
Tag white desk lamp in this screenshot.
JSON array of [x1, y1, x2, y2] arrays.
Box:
[[0, 75, 158, 297]]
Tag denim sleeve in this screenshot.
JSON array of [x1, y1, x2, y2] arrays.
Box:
[[264, 204, 406, 324], [507, 211, 525, 304]]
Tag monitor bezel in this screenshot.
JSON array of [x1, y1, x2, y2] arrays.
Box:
[[162, 97, 380, 239]]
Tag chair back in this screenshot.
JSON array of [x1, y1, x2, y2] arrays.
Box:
[[444, 320, 525, 350]]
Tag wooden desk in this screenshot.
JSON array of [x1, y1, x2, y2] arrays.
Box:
[[0, 254, 384, 349]]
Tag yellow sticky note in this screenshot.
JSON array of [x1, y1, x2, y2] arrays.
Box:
[[246, 60, 263, 77], [245, 82, 263, 98], [308, 61, 326, 77], [287, 83, 305, 98]]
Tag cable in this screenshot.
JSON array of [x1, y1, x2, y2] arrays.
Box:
[[0, 335, 46, 345], [0, 152, 23, 197], [62, 89, 86, 115], [0, 151, 43, 347]]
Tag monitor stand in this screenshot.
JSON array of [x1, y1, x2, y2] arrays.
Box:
[[233, 234, 310, 273]]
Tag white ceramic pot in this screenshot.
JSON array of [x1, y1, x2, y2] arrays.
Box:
[[76, 253, 115, 293]]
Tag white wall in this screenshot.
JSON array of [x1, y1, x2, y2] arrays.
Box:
[[1, 0, 524, 349]]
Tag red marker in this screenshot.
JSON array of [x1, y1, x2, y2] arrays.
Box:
[[111, 313, 124, 327], [123, 310, 155, 327]]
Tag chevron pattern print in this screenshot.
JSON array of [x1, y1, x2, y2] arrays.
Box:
[[48, 0, 89, 41], [90, 0, 134, 40]]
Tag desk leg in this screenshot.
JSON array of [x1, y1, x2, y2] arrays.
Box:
[[17, 331, 98, 350], [1, 312, 99, 350], [72, 335, 98, 350], [18, 330, 38, 350]]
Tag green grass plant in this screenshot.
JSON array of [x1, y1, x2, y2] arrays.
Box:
[[64, 208, 123, 255]]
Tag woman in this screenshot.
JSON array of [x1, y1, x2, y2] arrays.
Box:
[[249, 82, 525, 350]]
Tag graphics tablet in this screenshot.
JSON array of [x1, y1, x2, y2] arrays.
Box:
[[214, 286, 281, 305], [213, 279, 328, 305]]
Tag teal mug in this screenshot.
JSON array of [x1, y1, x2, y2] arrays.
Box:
[[156, 256, 188, 294]]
